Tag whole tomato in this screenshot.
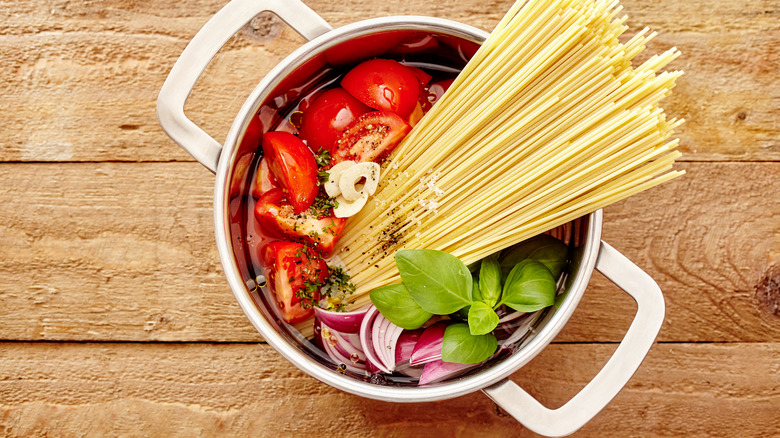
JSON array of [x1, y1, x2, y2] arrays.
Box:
[[341, 59, 421, 120]]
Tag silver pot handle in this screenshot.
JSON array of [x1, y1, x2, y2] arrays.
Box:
[[483, 241, 665, 437], [157, 0, 332, 173]]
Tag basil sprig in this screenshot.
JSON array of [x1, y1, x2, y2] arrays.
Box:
[[368, 236, 567, 364]]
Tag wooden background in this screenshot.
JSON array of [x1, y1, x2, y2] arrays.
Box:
[[1, 0, 778, 436]]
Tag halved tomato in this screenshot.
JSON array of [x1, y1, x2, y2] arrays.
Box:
[[263, 241, 329, 323], [262, 131, 319, 213], [250, 157, 278, 199], [341, 59, 421, 120], [255, 189, 347, 256], [331, 111, 411, 165], [299, 88, 371, 155]]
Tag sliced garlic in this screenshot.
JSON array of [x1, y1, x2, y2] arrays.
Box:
[[338, 162, 381, 201], [333, 193, 368, 218], [324, 160, 356, 198]]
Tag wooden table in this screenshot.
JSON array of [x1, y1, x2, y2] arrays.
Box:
[[1, 0, 778, 436]]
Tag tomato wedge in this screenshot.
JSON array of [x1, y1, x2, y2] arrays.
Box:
[[250, 157, 278, 199], [299, 88, 372, 155], [331, 111, 411, 165], [263, 241, 329, 323], [254, 189, 347, 256], [262, 131, 319, 213], [341, 59, 421, 120]]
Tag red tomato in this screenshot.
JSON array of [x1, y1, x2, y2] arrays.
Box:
[[428, 78, 455, 105], [299, 88, 371, 154], [254, 189, 347, 256], [341, 59, 421, 120], [250, 157, 278, 199], [261, 131, 319, 213], [331, 111, 411, 165], [405, 65, 433, 89], [263, 241, 329, 323]]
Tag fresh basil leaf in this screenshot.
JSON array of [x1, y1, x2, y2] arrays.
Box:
[[467, 301, 499, 335], [441, 323, 498, 364], [395, 249, 473, 314], [499, 234, 569, 280], [369, 283, 432, 329], [471, 276, 482, 302], [500, 260, 556, 312], [478, 257, 501, 308]]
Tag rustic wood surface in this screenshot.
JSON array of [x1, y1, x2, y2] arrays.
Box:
[[1, 0, 778, 436]]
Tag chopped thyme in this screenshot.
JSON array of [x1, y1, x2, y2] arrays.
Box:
[[314, 147, 331, 168], [308, 193, 339, 217], [317, 169, 330, 186]]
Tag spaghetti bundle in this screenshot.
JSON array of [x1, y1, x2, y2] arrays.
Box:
[[336, 0, 683, 304]]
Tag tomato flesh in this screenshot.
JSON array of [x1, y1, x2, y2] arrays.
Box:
[[254, 189, 346, 256], [262, 131, 319, 213], [263, 241, 329, 323], [341, 59, 421, 120], [299, 88, 372, 155], [250, 157, 278, 199], [331, 111, 411, 165]]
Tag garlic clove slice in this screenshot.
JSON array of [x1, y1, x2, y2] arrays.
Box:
[[339, 162, 381, 201], [324, 161, 356, 198], [333, 193, 368, 218]]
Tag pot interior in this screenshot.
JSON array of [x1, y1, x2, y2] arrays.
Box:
[[218, 19, 601, 401]]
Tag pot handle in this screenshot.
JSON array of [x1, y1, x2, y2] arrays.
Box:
[[157, 0, 332, 173], [482, 241, 665, 437]]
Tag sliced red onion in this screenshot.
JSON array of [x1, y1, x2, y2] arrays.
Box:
[[395, 329, 424, 364], [320, 322, 367, 374], [376, 316, 394, 368], [359, 305, 409, 373], [394, 361, 424, 379], [359, 306, 392, 374], [314, 307, 368, 333], [418, 360, 480, 386], [409, 321, 450, 366], [497, 310, 526, 324]]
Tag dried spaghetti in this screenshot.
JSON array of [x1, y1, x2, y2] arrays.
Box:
[[334, 0, 683, 307]]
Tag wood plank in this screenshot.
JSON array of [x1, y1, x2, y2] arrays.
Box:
[[0, 162, 777, 343], [0, 341, 777, 437], [0, 0, 777, 162]]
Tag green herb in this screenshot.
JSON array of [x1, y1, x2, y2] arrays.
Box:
[[314, 147, 331, 167], [477, 257, 501, 308], [326, 265, 356, 296], [395, 249, 473, 314], [308, 194, 338, 218], [499, 259, 556, 312], [499, 234, 568, 280], [368, 242, 565, 365], [317, 169, 330, 186], [296, 278, 322, 309], [467, 301, 499, 335], [369, 283, 433, 329], [441, 323, 497, 364]]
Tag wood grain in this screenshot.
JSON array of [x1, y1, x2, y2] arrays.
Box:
[[0, 0, 777, 163], [0, 162, 777, 343], [0, 342, 777, 437]]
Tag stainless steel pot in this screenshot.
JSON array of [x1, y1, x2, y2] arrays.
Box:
[[157, 1, 665, 436]]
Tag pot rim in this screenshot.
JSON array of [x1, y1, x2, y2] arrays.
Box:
[[213, 15, 603, 402]]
